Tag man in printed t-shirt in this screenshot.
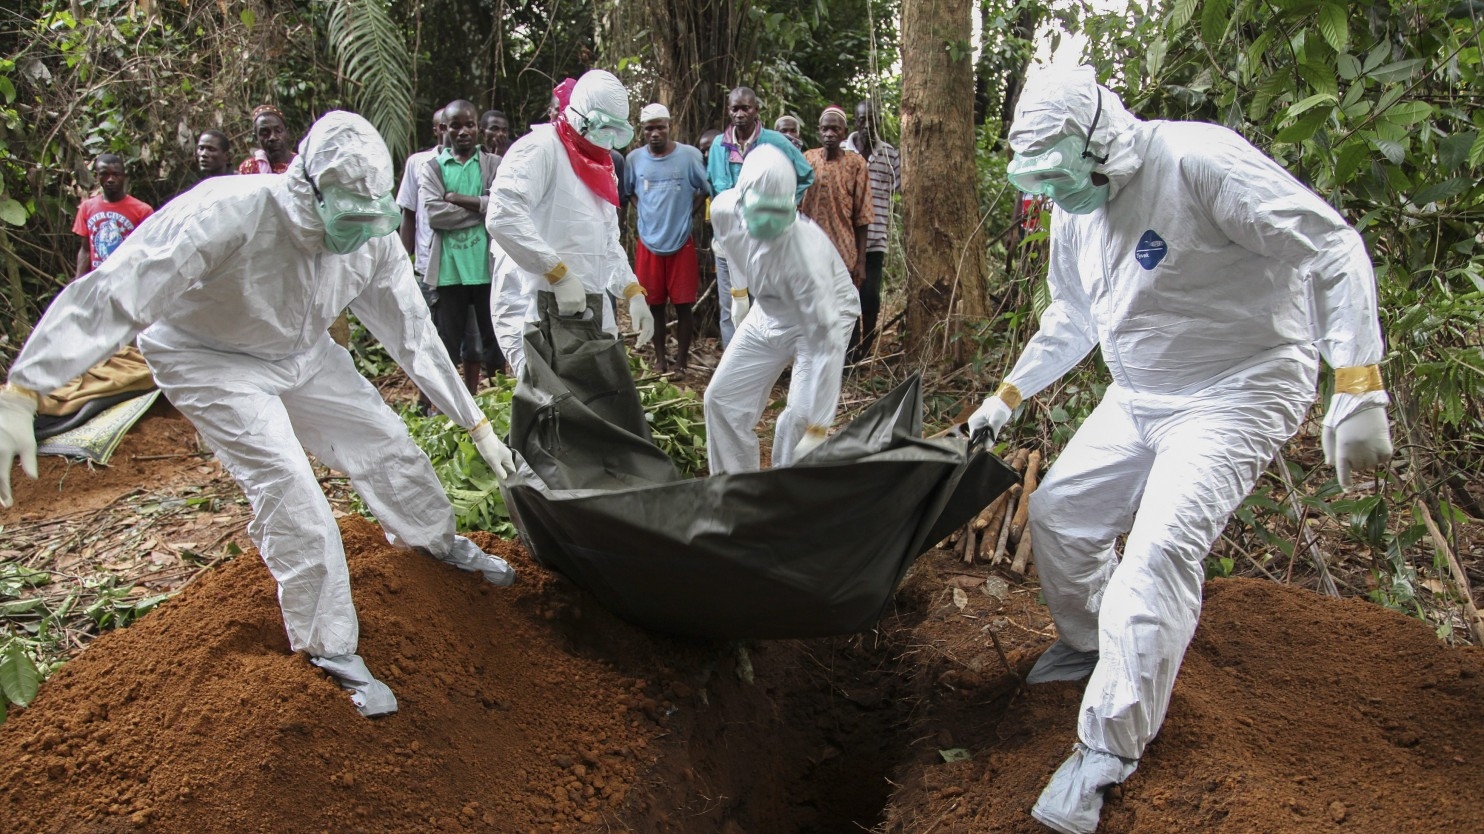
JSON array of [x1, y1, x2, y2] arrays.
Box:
[[73, 153, 154, 277]]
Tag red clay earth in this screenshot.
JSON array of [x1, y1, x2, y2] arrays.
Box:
[[2, 413, 1482, 833]]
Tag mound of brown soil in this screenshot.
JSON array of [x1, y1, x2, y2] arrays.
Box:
[[0, 519, 667, 833], [879, 576, 1484, 834], [5, 508, 1483, 834]]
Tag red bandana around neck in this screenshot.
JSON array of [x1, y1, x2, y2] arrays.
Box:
[[555, 118, 619, 206]]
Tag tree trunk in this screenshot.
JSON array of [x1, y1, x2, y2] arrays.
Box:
[[600, 0, 759, 145], [900, 0, 989, 363]]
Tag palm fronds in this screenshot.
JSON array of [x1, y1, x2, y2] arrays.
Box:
[[324, 0, 414, 160]]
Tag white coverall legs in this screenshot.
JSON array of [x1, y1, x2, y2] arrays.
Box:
[[490, 251, 533, 380], [704, 311, 854, 473], [1028, 355, 1315, 761], [141, 331, 458, 658]]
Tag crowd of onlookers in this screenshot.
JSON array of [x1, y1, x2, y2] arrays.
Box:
[[71, 88, 903, 388]]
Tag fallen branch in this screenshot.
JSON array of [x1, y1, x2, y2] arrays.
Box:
[[1008, 449, 1041, 549], [1417, 500, 1484, 645], [992, 485, 1021, 564]]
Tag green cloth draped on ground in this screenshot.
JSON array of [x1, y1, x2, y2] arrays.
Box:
[[36, 390, 161, 464], [499, 294, 1018, 639]]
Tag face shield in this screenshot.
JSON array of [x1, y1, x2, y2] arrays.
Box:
[[1007, 87, 1112, 215], [569, 107, 635, 150], [306, 172, 401, 254], [740, 188, 797, 240]]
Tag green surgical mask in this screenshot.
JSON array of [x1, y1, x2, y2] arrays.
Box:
[[1049, 179, 1110, 215], [741, 189, 796, 240], [309, 176, 401, 254], [571, 107, 635, 150]]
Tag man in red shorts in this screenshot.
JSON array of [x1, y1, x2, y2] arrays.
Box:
[[623, 103, 711, 373]]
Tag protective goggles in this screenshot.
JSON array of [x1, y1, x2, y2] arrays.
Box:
[[307, 173, 401, 253], [740, 188, 797, 239], [570, 107, 635, 150], [1006, 88, 1110, 197]]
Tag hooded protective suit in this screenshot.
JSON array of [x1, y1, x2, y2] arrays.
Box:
[[485, 70, 652, 345], [974, 67, 1393, 834], [1, 112, 516, 717], [705, 145, 860, 473]]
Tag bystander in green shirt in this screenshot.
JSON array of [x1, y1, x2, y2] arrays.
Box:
[[436, 148, 490, 287]]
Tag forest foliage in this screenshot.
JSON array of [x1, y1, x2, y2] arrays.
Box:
[[0, 0, 1479, 632]]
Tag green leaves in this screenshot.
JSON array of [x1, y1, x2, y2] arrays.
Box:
[[0, 197, 25, 227], [0, 642, 40, 709], [324, 0, 414, 160], [1316, 3, 1348, 53], [1200, 0, 1230, 48], [1168, 0, 1199, 33]]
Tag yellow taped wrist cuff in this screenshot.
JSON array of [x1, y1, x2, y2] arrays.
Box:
[[470, 417, 490, 435], [730, 288, 750, 299], [3, 382, 39, 405], [1334, 365, 1384, 395], [804, 424, 828, 438], [544, 262, 568, 284], [994, 382, 1023, 411], [623, 282, 647, 299]]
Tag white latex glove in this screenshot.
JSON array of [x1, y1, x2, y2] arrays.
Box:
[[967, 396, 1012, 441], [730, 293, 751, 328], [548, 271, 587, 316], [793, 427, 827, 461], [470, 420, 515, 480], [1323, 405, 1393, 489], [0, 386, 39, 509], [626, 288, 655, 347]]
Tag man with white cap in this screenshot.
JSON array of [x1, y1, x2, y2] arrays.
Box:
[[962, 66, 1393, 832], [624, 102, 711, 373], [705, 144, 859, 473], [0, 112, 519, 718], [486, 69, 654, 367]]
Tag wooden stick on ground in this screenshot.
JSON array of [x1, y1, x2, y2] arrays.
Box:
[[1009, 519, 1032, 569], [993, 485, 1021, 564], [974, 491, 1013, 561], [958, 525, 978, 565], [1008, 449, 1042, 549], [1417, 499, 1484, 645]]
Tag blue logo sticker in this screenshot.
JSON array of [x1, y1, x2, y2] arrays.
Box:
[[1134, 229, 1167, 270]]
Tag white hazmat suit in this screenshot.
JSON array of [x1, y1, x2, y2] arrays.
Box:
[[485, 70, 653, 349], [705, 145, 860, 473], [0, 112, 517, 718], [968, 68, 1393, 833]]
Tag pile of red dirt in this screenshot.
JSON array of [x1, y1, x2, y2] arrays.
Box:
[[3, 506, 1483, 834], [878, 575, 1484, 833], [0, 519, 673, 834]]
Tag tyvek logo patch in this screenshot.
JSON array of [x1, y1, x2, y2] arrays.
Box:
[[1134, 229, 1167, 270]]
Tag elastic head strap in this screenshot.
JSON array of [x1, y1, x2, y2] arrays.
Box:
[[1080, 87, 1110, 165]]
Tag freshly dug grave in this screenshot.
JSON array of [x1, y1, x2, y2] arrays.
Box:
[[4, 511, 1483, 834]]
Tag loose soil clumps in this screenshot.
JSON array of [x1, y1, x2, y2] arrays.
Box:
[[3, 512, 1483, 834], [878, 575, 1484, 834]]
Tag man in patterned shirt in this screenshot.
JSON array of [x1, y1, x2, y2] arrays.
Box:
[[800, 105, 873, 289], [842, 100, 902, 363]]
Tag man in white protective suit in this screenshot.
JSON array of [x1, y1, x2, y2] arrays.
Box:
[[485, 69, 653, 377], [705, 144, 860, 473], [0, 112, 519, 719], [962, 66, 1394, 833]]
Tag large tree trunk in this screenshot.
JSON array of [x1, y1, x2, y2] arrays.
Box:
[[900, 0, 988, 363], [600, 0, 759, 144]]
